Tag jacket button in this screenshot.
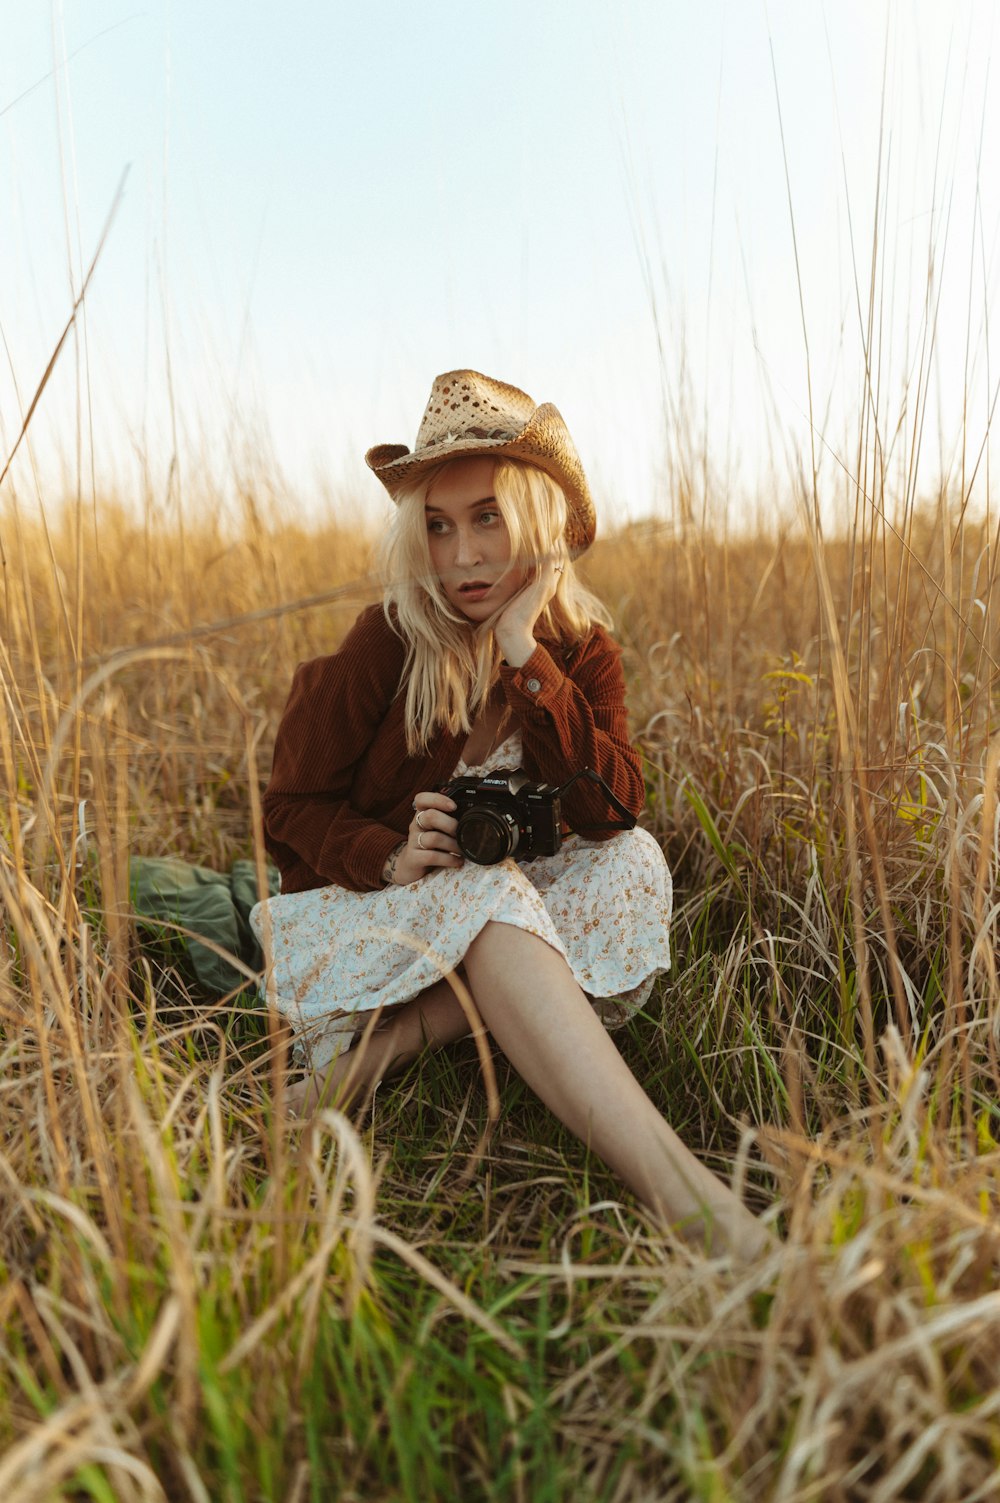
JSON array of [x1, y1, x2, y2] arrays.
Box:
[[526, 677, 541, 693]]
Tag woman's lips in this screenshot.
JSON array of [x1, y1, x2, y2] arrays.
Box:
[[457, 582, 491, 600]]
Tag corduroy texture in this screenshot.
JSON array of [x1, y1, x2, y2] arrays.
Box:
[[365, 369, 597, 556], [262, 604, 645, 893]]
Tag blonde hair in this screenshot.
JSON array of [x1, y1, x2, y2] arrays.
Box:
[[380, 459, 612, 754]]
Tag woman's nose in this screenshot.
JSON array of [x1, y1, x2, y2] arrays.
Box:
[[454, 528, 482, 566]]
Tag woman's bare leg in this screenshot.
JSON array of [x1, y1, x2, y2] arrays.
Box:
[[286, 976, 471, 1115], [462, 922, 769, 1259], [286, 923, 769, 1258]]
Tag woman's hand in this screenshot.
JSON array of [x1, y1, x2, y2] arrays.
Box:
[[494, 558, 564, 667], [385, 791, 462, 885]]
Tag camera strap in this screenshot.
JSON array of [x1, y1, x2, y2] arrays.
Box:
[[552, 768, 638, 832]]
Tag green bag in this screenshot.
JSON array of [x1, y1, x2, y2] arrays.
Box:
[[129, 856, 279, 995]]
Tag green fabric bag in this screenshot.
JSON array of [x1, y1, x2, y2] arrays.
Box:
[[129, 856, 279, 995]]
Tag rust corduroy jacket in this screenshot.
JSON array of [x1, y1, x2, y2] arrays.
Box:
[[262, 604, 645, 893]]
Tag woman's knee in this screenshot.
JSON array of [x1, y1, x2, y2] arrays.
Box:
[[465, 919, 521, 963], [464, 922, 574, 993]]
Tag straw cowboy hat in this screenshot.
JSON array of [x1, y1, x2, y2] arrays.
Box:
[[365, 369, 596, 555]]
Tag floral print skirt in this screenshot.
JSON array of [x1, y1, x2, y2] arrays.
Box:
[[250, 828, 672, 1071], [249, 734, 673, 1071]]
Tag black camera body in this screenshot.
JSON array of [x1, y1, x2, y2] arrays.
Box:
[[440, 767, 563, 865]]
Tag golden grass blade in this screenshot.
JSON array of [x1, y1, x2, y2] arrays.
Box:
[[0, 166, 128, 492]]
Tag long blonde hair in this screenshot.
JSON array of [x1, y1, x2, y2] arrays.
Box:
[[380, 459, 612, 754]]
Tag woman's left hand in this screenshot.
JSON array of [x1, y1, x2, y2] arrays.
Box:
[[494, 557, 563, 667]]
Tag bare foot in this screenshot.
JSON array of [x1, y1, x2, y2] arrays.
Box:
[[710, 1208, 778, 1264], [284, 1044, 380, 1119], [668, 1198, 777, 1264]]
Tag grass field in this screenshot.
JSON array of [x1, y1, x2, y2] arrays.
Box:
[[1, 450, 998, 1501]]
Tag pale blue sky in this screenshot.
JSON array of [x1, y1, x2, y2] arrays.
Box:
[[2, 2, 998, 531]]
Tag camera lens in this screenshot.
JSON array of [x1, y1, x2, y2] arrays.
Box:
[[457, 808, 519, 864]]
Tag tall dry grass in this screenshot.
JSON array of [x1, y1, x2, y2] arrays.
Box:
[[1, 439, 998, 1497]]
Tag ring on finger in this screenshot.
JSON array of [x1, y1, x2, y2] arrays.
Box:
[[416, 832, 425, 850], [415, 811, 426, 830]]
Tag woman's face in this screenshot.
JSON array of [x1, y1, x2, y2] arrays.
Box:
[[424, 456, 527, 621]]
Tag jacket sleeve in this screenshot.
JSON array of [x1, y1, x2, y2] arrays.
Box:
[[497, 625, 646, 837], [262, 605, 407, 891]]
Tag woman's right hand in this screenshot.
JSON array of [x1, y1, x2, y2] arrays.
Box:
[[385, 791, 462, 885]]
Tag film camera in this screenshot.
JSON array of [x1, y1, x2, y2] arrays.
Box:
[[440, 768, 563, 865]]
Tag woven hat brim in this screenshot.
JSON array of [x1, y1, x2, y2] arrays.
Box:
[[365, 404, 596, 555]]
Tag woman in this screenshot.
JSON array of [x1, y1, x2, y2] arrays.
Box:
[[252, 369, 769, 1259]]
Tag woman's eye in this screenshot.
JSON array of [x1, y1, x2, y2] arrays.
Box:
[[427, 518, 449, 535], [478, 509, 500, 526]]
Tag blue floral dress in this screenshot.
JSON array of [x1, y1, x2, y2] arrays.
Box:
[[250, 733, 672, 1069]]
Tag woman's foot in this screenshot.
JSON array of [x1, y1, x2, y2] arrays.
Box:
[[691, 1199, 778, 1263], [284, 985, 474, 1120], [285, 1042, 382, 1118]]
